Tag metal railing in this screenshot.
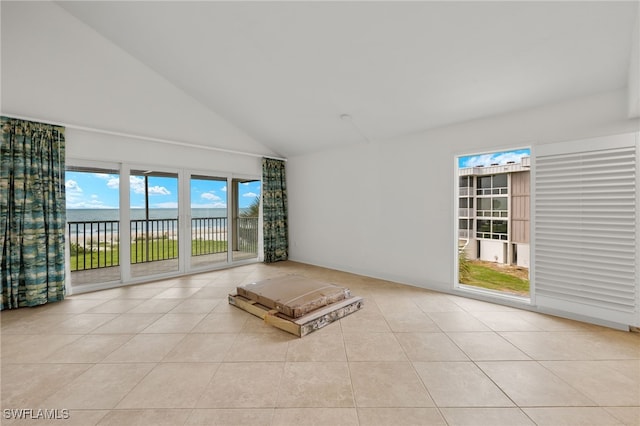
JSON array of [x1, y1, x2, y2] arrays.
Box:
[[130, 218, 179, 263], [191, 217, 227, 256], [237, 217, 259, 254], [68, 220, 120, 271], [68, 216, 259, 271]]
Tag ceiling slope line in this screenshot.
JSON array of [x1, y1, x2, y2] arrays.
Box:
[[0, 112, 287, 161]]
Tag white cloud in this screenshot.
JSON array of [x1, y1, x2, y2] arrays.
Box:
[[66, 188, 114, 209], [463, 154, 493, 167], [66, 199, 113, 209], [148, 185, 171, 196], [127, 176, 170, 195], [65, 179, 82, 192], [106, 177, 119, 189], [201, 192, 222, 201], [221, 186, 227, 192], [129, 176, 145, 194], [65, 179, 85, 208], [491, 151, 528, 164], [65, 178, 115, 209], [242, 192, 258, 198], [461, 150, 529, 168]]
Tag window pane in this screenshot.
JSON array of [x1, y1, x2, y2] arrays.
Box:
[[130, 170, 179, 278], [492, 220, 507, 234], [190, 175, 228, 268], [459, 176, 469, 187], [459, 219, 468, 229], [459, 198, 468, 208], [493, 174, 507, 188], [478, 198, 491, 210], [66, 167, 121, 287], [478, 176, 492, 188], [232, 178, 261, 262], [477, 219, 491, 232], [493, 197, 508, 210]]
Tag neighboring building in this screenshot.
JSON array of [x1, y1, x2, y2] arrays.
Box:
[[459, 157, 530, 268]]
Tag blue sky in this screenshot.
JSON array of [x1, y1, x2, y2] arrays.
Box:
[[458, 149, 530, 168], [65, 172, 261, 209]]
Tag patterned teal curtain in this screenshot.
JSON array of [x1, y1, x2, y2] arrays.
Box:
[[262, 158, 288, 263], [1, 117, 66, 310]]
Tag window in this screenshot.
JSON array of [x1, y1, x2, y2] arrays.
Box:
[[493, 174, 507, 188], [477, 198, 491, 212], [477, 174, 508, 195], [459, 198, 473, 208], [477, 219, 491, 233], [478, 176, 492, 190], [492, 220, 507, 236], [492, 197, 507, 211], [457, 148, 531, 298]]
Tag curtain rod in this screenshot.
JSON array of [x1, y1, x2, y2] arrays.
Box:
[[1, 112, 287, 162]]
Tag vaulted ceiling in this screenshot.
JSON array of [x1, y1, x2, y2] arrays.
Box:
[[57, 1, 639, 157]]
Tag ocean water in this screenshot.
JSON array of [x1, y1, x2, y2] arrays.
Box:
[[66, 208, 234, 222]]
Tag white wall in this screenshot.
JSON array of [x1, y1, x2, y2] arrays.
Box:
[[287, 89, 640, 293], [479, 241, 506, 264], [516, 244, 530, 269], [1, 1, 272, 175], [64, 128, 262, 177]]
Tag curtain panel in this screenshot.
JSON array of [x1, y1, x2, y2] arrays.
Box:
[[1, 117, 66, 310], [262, 158, 288, 263]]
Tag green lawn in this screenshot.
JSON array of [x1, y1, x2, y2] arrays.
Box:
[[70, 239, 228, 271], [460, 261, 530, 296]]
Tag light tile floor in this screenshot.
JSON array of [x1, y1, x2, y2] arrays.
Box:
[[1, 261, 639, 426]]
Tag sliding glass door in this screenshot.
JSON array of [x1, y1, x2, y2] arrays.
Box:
[[65, 165, 121, 287], [189, 175, 228, 269], [129, 169, 179, 279], [66, 162, 261, 292], [232, 178, 261, 262]]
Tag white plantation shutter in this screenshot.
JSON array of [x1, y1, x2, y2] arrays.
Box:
[[534, 133, 639, 327]]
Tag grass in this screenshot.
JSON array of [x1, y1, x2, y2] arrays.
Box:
[[69, 239, 228, 271], [460, 260, 530, 296]]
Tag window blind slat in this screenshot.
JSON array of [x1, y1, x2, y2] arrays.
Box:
[[535, 140, 637, 321]]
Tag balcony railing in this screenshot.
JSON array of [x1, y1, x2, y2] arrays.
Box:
[[191, 217, 227, 256], [68, 220, 120, 271], [130, 218, 179, 263], [237, 217, 259, 254], [68, 217, 259, 271]]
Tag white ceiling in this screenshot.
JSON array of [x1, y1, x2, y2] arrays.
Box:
[[57, 1, 638, 157]]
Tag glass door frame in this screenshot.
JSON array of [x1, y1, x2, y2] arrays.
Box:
[[123, 163, 182, 283], [184, 172, 262, 273], [66, 160, 262, 293], [185, 170, 230, 273], [65, 159, 123, 294]]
